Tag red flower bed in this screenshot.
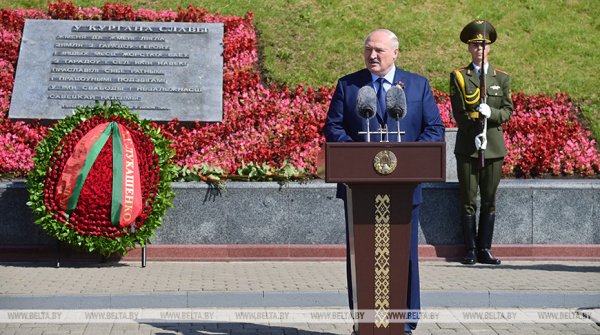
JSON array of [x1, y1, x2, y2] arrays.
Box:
[[434, 90, 600, 177], [433, 89, 457, 129], [503, 92, 600, 177], [1, 2, 599, 179]]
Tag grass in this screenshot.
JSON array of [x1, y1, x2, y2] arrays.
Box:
[[2, 0, 600, 138]]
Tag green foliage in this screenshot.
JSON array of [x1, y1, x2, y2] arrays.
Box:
[[231, 160, 304, 182], [172, 160, 310, 186], [173, 164, 225, 182], [580, 104, 600, 143]]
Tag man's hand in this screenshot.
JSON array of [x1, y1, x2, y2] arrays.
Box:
[[477, 103, 491, 118], [475, 132, 487, 150]]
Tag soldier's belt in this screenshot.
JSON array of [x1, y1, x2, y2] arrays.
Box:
[[468, 111, 480, 118]]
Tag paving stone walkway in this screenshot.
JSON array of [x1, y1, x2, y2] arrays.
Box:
[[1, 261, 599, 334]]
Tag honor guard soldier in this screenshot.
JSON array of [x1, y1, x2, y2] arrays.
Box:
[[449, 20, 513, 265]]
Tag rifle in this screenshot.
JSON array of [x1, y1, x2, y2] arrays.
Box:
[[477, 17, 487, 168]]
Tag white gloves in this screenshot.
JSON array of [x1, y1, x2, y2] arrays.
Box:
[[477, 103, 491, 118], [475, 132, 487, 150]]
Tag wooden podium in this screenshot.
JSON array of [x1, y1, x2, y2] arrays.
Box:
[[325, 142, 445, 335]]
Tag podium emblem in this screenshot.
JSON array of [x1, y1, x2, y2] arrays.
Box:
[[373, 150, 397, 175]]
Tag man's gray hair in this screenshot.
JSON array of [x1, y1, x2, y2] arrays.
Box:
[[365, 29, 399, 50]]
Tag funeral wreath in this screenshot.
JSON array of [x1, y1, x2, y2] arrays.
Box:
[[26, 102, 176, 256]]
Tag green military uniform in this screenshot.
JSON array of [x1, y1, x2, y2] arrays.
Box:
[[450, 64, 513, 162], [449, 20, 513, 265]]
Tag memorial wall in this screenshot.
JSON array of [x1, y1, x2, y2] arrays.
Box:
[[10, 20, 224, 122]]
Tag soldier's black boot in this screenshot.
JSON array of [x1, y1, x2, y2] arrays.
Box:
[[477, 213, 501, 265], [461, 215, 477, 264]]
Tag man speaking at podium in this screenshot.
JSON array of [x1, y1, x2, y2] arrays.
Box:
[[323, 29, 444, 334]]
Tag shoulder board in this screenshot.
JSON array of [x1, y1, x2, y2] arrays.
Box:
[[495, 68, 510, 75], [453, 67, 468, 73]]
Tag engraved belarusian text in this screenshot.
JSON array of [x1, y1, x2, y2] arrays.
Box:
[[10, 20, 223, 122]]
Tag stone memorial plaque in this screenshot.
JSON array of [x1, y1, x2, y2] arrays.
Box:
[[10, 19, 224, 122]]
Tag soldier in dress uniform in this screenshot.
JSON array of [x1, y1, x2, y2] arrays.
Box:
[[449, 20, 513, 265]]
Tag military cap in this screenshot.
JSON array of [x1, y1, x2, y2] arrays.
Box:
[[460, 20, 497, 44]]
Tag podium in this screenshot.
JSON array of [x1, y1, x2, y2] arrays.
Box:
[[325, 142, 445, 335]]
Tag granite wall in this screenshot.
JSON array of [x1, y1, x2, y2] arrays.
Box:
[[2, 179, 599, 246], [2, 129, 598, 248]]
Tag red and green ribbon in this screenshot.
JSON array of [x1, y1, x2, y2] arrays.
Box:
[[55, 122, 142, 228]]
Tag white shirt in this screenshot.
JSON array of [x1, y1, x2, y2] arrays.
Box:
[[472, 62, 489, 77], [370, 66, 396, 95]]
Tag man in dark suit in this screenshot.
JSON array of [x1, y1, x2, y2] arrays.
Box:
[[323, 29, 445, 335]]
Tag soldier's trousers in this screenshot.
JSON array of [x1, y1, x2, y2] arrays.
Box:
[[456, 154, 504, 216]]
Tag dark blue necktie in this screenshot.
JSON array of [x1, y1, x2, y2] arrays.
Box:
[[376, 77, 386, 121]]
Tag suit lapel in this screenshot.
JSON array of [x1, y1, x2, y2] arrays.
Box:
[[360, 70, 385, 125], [469, 63, 499, 98], [486, 65, 499, 95], [357, 68, 374, 88], [387, 66, 406, 141], [392, 66, 406, 91], [354, 69, 384, 139], [467, 63, 480, 88]]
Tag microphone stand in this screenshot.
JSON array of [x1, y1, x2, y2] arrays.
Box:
[[359, 121, 404, 142], [376, 124, 389, 142]]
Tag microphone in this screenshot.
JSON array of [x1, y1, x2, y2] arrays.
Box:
[[385, 85, 407, 120], [356, 86, 377, 119]]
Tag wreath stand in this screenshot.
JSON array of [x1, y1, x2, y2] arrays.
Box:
[[55, 224, 148, 268]]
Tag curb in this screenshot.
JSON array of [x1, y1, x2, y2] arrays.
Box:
[[2, 291, 599, 309]]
